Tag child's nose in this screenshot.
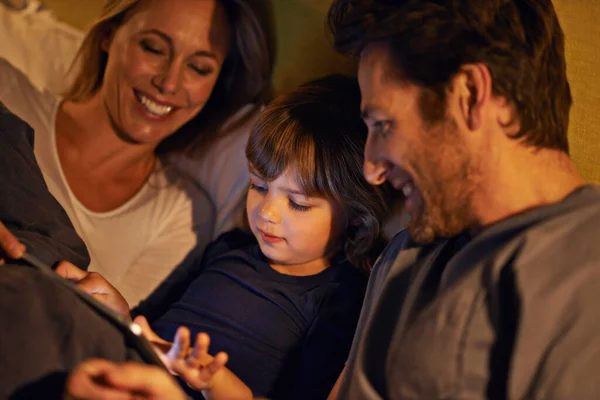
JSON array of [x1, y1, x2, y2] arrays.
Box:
[[258, 200, 281, 224]]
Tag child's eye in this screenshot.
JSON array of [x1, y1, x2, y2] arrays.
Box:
[[249, 183, 267, 194], [288, 199, 311, 212], [140, 40, 164, 55]]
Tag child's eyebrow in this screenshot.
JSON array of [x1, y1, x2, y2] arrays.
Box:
[[281, 187, 307, 196]]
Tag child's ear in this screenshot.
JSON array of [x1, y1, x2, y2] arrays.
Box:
[[350, 216, 362, 227]]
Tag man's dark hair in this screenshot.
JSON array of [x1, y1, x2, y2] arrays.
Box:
[[328, 0, 572, 153]]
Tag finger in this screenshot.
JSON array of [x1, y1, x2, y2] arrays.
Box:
[[207, 351, 229, 376], [169, 326, 191, 362], [188, 332, 210, 368], [0, 221, 25, 259], [67, 359, 132, 400], [55, 261, 88, 281], [102, 362, 184, 398], [133, 316, 165, 344]]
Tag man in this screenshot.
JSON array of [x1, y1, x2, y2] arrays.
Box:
[[327, 0, 600, 399]]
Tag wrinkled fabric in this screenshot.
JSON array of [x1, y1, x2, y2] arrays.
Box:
[[0, 106, 141, 398], [0, 102, 88, 268]]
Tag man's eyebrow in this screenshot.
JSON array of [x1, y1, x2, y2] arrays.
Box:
[[139, 29, 217, 59], [360, 106, 373, 120]]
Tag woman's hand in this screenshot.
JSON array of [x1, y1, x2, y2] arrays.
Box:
[[55, 261, 131, 319], [0, 221, 25, 265]]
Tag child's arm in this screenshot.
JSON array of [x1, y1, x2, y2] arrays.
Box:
[[134, 316, 254, 400]]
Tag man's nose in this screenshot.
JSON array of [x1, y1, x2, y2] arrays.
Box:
[[363, 133, 391, 185], [364, 159, 391, 185]]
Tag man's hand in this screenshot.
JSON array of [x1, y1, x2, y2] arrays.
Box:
[[65, 359, 187, 400], [55, 261, 131, 318], [0, 221, 25, 265]]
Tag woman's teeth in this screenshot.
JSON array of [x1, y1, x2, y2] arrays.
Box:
[[139, 94, 173, 116], [401, 181, 415, 197]]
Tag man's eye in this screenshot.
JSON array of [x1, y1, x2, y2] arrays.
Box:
[[374, 120, 392, 137]]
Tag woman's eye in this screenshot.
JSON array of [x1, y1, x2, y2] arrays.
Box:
[[288, 200, 311, 212], [249, 183, 267, 194], [140, 40, 164, 55], [190, 65, 213, 76]]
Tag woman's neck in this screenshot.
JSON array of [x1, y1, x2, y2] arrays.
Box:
[[57, 94, 158, 175]]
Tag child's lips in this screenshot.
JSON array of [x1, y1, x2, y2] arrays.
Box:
[[258, 229, 284, 243]]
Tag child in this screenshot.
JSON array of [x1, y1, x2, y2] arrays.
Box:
[[132, 74, 393, 399], [49, 74, 393, 399]]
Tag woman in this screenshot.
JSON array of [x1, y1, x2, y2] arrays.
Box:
[[0, 0, 274, 305]]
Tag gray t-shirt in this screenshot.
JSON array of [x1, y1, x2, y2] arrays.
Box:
[[339, 185, 600, 399]]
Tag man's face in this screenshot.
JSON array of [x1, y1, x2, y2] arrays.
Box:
[[358, 44, 480, 243]]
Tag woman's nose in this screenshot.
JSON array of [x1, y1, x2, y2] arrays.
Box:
[[151, 61, 182, 95]]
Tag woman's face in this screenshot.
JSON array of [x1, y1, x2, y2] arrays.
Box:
[[100, 0, 231, 145]]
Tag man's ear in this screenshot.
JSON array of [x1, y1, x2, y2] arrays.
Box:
[[453, 63, 492, 132]]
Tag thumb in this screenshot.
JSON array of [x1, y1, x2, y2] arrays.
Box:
[[55, 261, 88, 281], [133, 315, 162, 343]]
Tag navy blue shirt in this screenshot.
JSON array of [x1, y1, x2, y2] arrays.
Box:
[[134, 229, 367, 399]]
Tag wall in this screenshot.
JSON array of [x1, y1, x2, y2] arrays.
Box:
[[41, 0, 600, 184]]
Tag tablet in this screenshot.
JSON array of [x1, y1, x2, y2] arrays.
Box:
[[20, 252, 167, 369]]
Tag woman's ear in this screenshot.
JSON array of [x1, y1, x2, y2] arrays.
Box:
[[100, 25, 118, 53]]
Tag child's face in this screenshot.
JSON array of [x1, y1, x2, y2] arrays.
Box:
[[246, 166, 347, 275]]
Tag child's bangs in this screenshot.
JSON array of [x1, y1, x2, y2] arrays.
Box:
[[246, 107, 320, 196]]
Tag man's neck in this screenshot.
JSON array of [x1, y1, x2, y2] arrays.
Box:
[[469, 147, 586, 235]]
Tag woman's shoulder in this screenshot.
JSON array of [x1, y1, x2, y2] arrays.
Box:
[[0, 58, 58, 134]]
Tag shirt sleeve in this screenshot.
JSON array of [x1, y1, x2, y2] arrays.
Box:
[[505, 264, 600, 398], [0, 104, 89, 268], [283, 274, 368, 400], [0, 3, 82, 94]]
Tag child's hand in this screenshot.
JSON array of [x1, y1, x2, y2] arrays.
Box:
[[169, 329, 229, 391], [133, 315, 229, 391]]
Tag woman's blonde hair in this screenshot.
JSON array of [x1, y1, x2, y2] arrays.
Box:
[[65, 0, 274, 156]]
